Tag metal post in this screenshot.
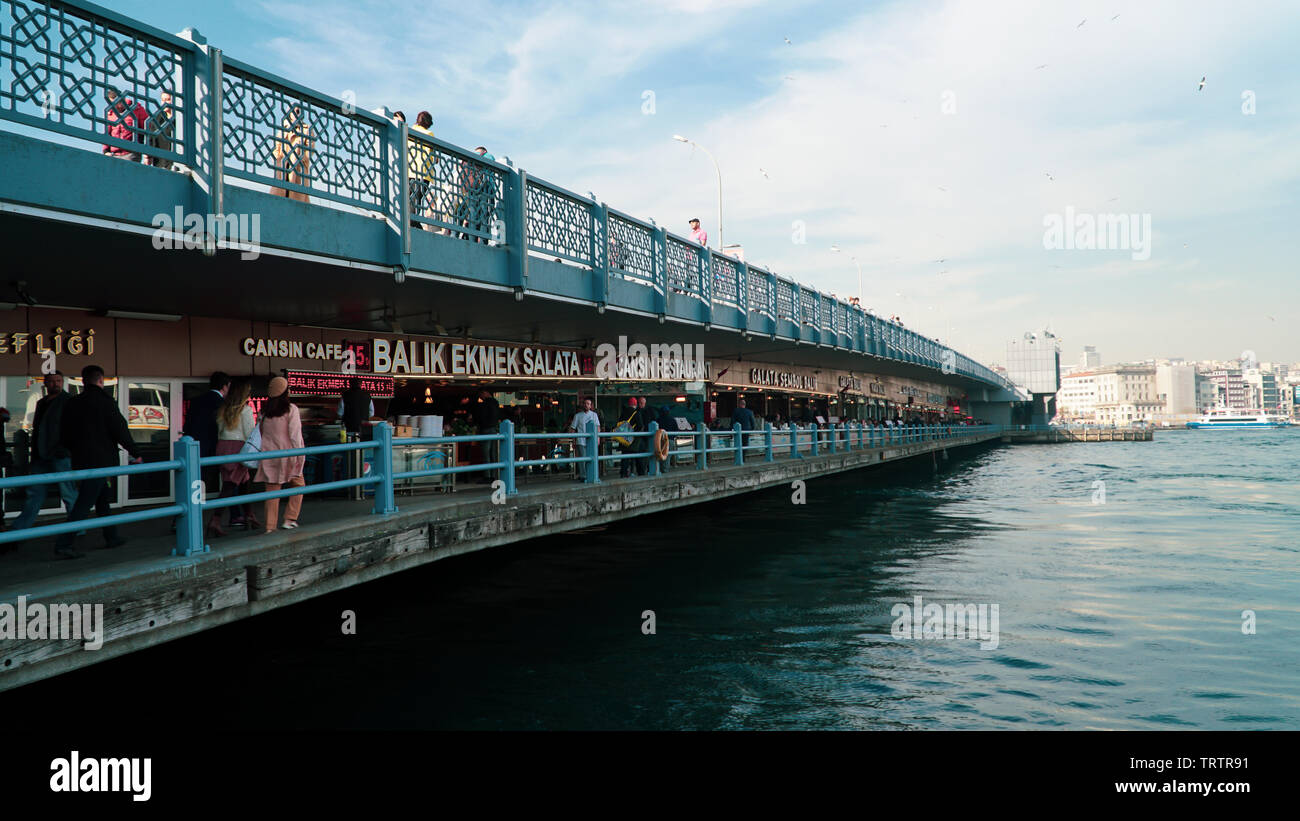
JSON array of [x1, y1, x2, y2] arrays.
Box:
[[172, 435, 207, 557], [371, 422, 397, 514], [499, 419, 516, 495], [765, 421, 774, 462], [586, 419, 600, 484], [733, 422, 743, 465], [790, 423, 799, 459], [647, 421, 660, 477], [828, 422, 837, 453], [811, 423, 820, 456], [696, 422, 707, 471]]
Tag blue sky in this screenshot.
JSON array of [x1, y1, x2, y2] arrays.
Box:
[[99, 0, 1300, 367]]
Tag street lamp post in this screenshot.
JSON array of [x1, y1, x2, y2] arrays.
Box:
[[673, 135, 721, 250], [830, 245, 863, 306]]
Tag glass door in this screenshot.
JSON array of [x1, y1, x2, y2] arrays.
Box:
[[124, 380, 175, 503]]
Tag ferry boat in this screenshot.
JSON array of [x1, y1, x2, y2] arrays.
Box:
[[1185, 409, 1292, 429]]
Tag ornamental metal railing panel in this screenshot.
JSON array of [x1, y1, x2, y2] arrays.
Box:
[[407, 131, 505, 241], [747, 266, 773, 318], [0, 0, 191, 166], [607, 210, 656, 287], [524, 176, 593, 265], [711, 252, 740, 307], [665, 235, 702, 299], [221, 59, 386, 211]]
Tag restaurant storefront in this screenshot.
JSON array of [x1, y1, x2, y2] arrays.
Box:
[[1, 307, 714, 516], [705, 357, 965, 428]]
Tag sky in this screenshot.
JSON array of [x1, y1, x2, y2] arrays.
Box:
[[98, 0, 1300, 367]]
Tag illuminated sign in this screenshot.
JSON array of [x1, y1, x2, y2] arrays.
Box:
[[748, 368, 817, 391], [285, 371, 394, 397], [0, 327, 97, 356], [242, 337, 346, 361], [372, 339, 591, 378]]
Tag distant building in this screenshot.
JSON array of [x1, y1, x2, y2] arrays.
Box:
[[1092, 365, 1162, 425], [1058, 370, 1099, 421], [1155, 363, 1197, 416], [1195, 374, 1218, 413], [1242, 368, 1280, 413], [1080, 346, 1101, 370], [1205, 369, 1247, 410], [1006, 331, 1061, 423]]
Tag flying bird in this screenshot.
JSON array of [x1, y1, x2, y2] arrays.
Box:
[[759, 168, 770, 179], [932, 258, 945, 263], [1111, 14, 1120, 21], [937, 186, 947, 191], [1107, 197, 1119, 202], [1197, 76, 1206, 91], [1266, 315, 1276, 321], [783, 75, 795, 81], [784, 37, 791, 44], [1077, 18, 1086, 28], [1045, 172, 1054, 181], [1035, 64, 1048, 69]]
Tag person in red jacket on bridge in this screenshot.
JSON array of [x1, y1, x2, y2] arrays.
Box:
[[103, 86, 148, 162]]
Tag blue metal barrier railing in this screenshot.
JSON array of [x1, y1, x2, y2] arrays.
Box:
[[1, 422, 1003, 556]]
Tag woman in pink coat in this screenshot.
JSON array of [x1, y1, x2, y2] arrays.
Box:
[[255, 376, 307, 532]]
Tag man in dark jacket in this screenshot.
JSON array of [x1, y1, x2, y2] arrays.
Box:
[[183, 371, 229, 503], [55, 365, 141, 559], [472, 389, 500, 483], [732, 397, 756, 448], [3, 372, 78, 553], [337, 377, 373, 437]]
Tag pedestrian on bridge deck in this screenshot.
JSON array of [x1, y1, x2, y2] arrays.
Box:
[[255, 377, 306, 533], [2, 372, 78, 555], [55, 365, 142, 559]]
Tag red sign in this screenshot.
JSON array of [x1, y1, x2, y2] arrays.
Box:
[[286, 371, 394, 398]]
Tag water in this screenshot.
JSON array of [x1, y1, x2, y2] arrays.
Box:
[[11, 430, 1300, 730]]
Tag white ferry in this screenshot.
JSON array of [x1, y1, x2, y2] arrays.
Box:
[[1185, 409, 1291, 429]]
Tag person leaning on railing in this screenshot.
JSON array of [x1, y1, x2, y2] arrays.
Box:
[[255, 377, 306, 532], [53, 365, 143, 560], [270, 104, 313, 203], [103, 86, 149, 162], [409, 111, 444, 234]]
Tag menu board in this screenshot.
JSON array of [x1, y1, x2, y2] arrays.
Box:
[[286, 370, 394, 398]]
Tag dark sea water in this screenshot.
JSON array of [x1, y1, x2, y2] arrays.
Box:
[[13, 430, 1300, 730]]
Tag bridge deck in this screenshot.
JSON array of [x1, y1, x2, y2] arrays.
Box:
[[0, 430, 998, 691]]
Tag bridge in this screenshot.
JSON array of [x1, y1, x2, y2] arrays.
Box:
[[0, 0, 1020, 408]]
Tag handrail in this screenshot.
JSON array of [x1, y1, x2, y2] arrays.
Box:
[[0, 422, 1003, 556], [0, 0, 1016, 393]]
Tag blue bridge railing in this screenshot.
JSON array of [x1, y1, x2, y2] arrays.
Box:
[[0, 0, 1016, 393], [0, 422, 1002, 558]]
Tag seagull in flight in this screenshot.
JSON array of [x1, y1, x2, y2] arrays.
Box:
[[937, 186, 947, 192], [932, 258, 945, 263], [1045, 172, 1055, 181], [783, 74, 795, 81], [759, 168, 770, 179], [1107, 197, 1118, 202], [784, 37, 791, 44], [1111, 14, 1120, 21], [1198, 76, 1207, 91], [1035, 64, 1048, 69], [1077, 18, 1086, 28]]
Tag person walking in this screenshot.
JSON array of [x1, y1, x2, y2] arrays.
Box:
[[688, 218, 708, 247], [410, 111, 445, 233], [183, 372, 230, 538], [567, 397, 600, 482], [215, 381, 259, 530], [614, 398, 641, 478], [732, 396, 756, 448], [3, 372, 78, 554], [634, 397, 652, 476], [255, 377, 306, 532], [337, 377, 374, 438], [55, 365, 142, 559], [472, 389, 500, 484]]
